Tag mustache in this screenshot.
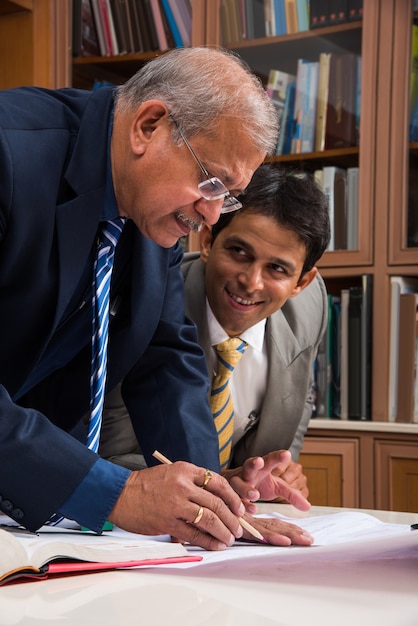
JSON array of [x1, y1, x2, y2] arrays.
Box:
[[175, 211, 204, 233]]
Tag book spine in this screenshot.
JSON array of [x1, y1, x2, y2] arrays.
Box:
[[396, 294, 418, 423]]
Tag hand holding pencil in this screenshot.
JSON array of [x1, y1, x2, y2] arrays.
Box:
[[153, 450, 266, 543]]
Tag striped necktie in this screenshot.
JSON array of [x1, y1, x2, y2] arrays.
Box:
[[210, 337, 248, 469], [87, 217, 126, 453]]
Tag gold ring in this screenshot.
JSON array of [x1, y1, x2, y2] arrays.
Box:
[[202, 469, 213, 489], [192, 506, 204, 525]]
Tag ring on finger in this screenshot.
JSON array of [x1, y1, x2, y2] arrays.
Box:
[[202, 469, 213, 489], [192, 506, 204, 525]]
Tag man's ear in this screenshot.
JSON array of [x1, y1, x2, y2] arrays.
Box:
[[130, 100, 169, 155], [199, 225, 213, 264], [289, 267, 318, 298]]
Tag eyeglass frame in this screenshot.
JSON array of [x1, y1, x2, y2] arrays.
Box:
[[168, 112, 243, 213]]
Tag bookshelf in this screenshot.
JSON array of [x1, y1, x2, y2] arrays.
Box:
[[1, 0, 417, 509]]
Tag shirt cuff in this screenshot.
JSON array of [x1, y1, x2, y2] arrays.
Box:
[[58, 458, 131, 533]]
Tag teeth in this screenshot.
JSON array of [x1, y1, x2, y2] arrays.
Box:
[[230, 292, 257, 306], [175, 211, 203, 233]]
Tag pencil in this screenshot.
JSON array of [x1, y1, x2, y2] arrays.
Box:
[[152, 450, 266, 543]]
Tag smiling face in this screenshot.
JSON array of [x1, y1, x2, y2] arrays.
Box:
[[200, 212, 318, 337], [111, 101, 265, 248]]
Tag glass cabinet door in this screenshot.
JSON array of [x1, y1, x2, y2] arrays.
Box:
[[389, 0, 418, 264]]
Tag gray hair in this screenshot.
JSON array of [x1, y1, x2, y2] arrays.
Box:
[[115, 47, 279, 155]]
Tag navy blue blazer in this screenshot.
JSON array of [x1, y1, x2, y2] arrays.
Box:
[[0, 86, 219, 530]]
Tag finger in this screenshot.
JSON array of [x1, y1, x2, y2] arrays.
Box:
[[244, 516, 314, 546], [274, 479, 311, 511], [196, 468, 246, 518]]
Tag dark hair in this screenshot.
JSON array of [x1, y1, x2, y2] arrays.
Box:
[[211, 164, 331, 276]]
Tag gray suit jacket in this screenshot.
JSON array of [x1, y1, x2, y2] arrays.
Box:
[[182, 253, 328, 465]]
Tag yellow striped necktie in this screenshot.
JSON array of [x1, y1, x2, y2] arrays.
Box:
[[210, 337, 248, 468]]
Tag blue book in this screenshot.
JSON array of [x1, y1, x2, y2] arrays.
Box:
[[273, 0, 286, 35], [276, 80, 296, 155], [296, 0, 309, 31], [160, 0, 183, 47]]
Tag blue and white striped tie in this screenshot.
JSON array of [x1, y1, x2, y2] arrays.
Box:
[[87, 217, 126, 453]]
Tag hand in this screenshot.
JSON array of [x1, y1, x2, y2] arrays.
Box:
[[240, 513, 313, 546], [108, 461, 246, 550], [224, 450, 311, 514]]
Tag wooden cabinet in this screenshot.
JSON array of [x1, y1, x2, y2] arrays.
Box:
[[301, 421, 418, 512], [0, 0, 71, 89]]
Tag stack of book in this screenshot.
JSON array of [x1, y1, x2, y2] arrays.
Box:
[[267, 52, 361, 157], [313, 275, 372, 421], [314, 165, 359, 252], [72, 0, 192, 57]]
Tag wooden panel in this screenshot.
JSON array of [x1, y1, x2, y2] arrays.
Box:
[[0, 10, 33, 87], [375, 440, 418, 512], [299, 437, 359, 507]]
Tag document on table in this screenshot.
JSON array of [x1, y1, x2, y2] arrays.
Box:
[[145, 511, 418, 567]]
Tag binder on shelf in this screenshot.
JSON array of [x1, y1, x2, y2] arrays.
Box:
[[396, 293, 418, 423]]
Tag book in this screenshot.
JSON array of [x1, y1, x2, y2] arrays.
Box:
[[333, 167, 348, 250], [295, 0, 309, 31], [264, 0, 276, 37], [322, 165, 345, 251], [284, 0, 298, 34], [396, 293, 418, 423], [266, 68, 297, 151], [315, 52, 331, 152], [309, 0, 329, 28], [0, 526, 201, 585], [347, 285, 362, 420], [245, 0, 265, 39], [167, 0, 192, 47], [109, 0, 131, 54], [272, 0, 287, 36], [160, 0, 183, 47], [150, 0, 169, 50], [346, 166, 359, 250], [300, 60, 319, 153], [276, 80, 296, 155], [339, 288, 350, 419], [324, 53, 358, 149], [409, 25, 418, 141], [360, 273, 373, 421], [291, 58, 309, 154], [90, 0, 109, 55], [388, 277, 418, 421], [347, 0, 363, 21], [73, 0, 101, 57], [329, 0, 348, 25]]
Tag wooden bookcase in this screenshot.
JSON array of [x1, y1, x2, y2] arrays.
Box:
[[0, 0, 71, 89], [1, 0, 417, 510]]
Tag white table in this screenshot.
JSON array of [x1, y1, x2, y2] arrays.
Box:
[[1, 505, 417, 626]]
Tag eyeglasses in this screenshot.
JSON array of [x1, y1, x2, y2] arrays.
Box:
[[169, 113, 243, 213]]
